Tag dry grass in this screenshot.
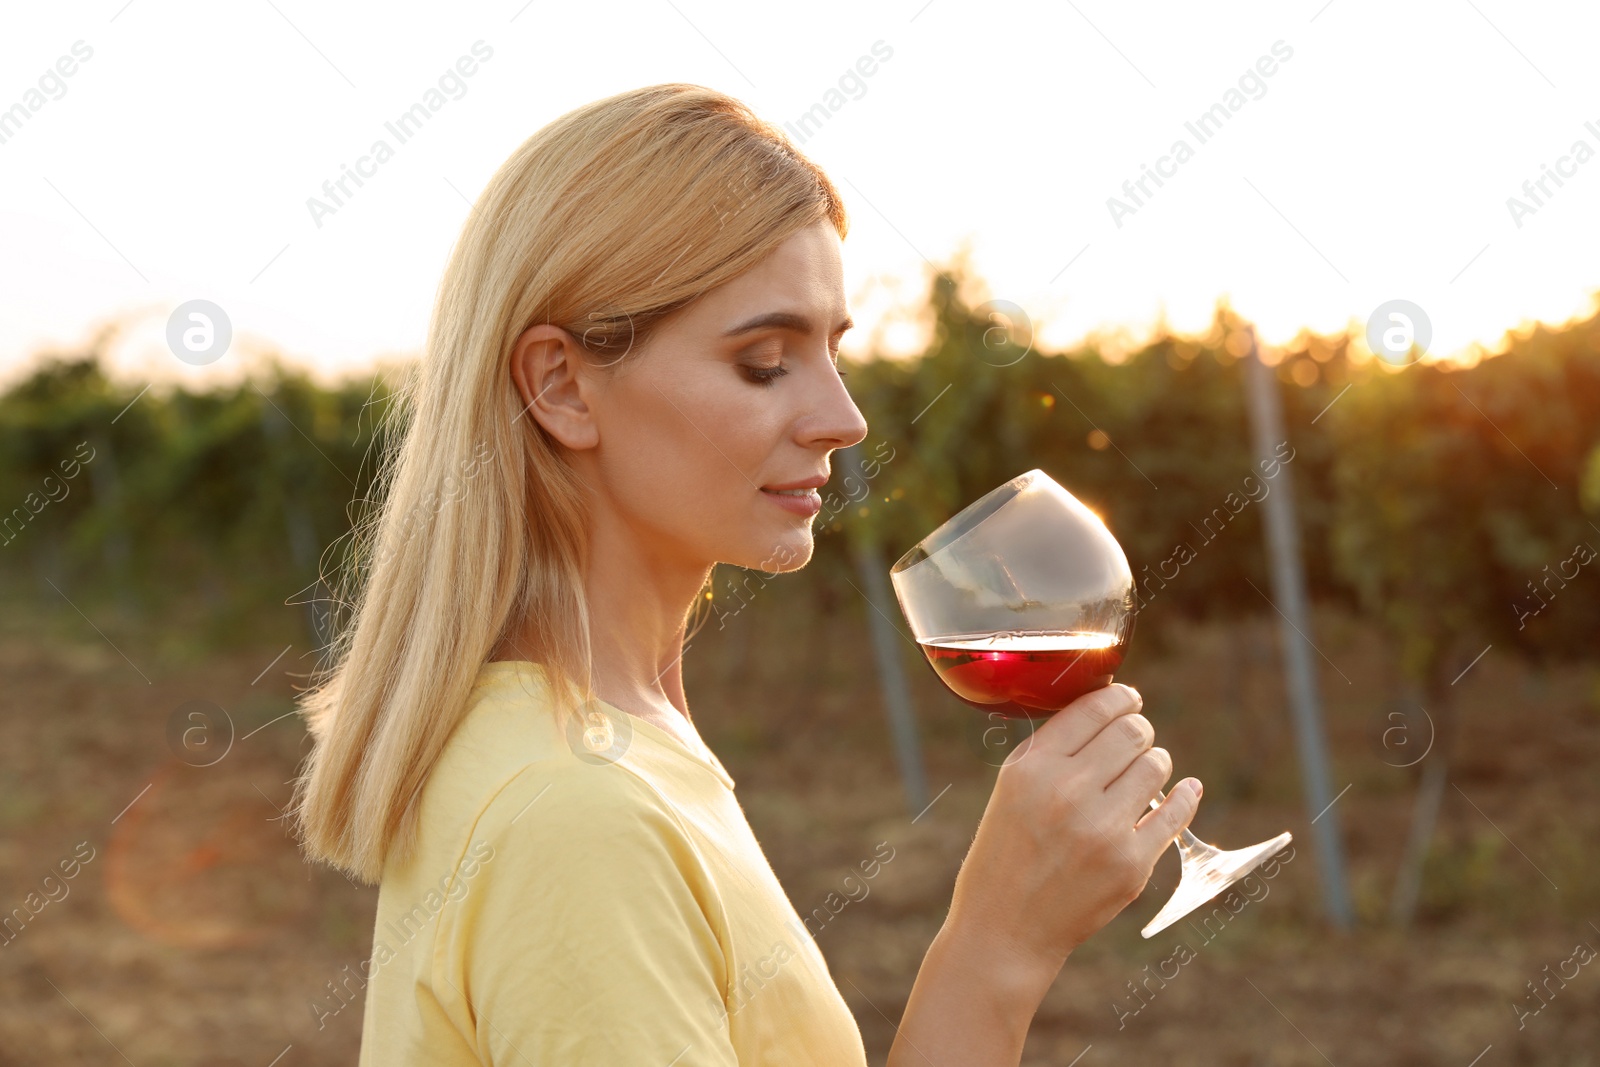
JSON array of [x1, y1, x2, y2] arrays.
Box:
[[1, 590, 1596, 1065]]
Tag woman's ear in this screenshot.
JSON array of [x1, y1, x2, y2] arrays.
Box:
[[510, 323, 600, 450]]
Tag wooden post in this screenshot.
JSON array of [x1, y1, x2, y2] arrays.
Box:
[[1241, 324, 1355, 931], [840, 442, 930, 817]]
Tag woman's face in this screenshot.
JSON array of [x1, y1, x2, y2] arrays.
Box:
[[520, 219, 868, 577]]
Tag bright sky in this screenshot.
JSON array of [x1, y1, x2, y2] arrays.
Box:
[[3, 0, 1598, 392]]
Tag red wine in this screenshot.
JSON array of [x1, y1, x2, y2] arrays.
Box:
[[920, 631, 1125, 718]]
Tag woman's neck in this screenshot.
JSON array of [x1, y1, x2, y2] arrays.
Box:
[[493, 515, 709, 726]]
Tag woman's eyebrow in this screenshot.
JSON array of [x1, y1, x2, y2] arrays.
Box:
[[723, 310, 854, 337]]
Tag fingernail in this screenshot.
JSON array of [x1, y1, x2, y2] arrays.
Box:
[[1181, 778, 1202, 799]]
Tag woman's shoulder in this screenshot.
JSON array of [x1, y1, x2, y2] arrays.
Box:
[[430, 661, 573, 782], [417, 718, 719, 926], [428, 663, 649, 808], [420, 661, 700, 861]]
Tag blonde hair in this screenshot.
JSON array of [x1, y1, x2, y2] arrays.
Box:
[[289, 84, 849, 884]]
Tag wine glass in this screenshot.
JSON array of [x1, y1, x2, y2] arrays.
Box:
[[889, 468, 1292, 938]]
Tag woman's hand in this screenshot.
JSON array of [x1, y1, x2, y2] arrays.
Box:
[[888, 683, 1200, 1066], [946, 683, 1201, 989]]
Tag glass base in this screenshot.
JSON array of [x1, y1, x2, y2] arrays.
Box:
[[1140, 830, 1294, 939]]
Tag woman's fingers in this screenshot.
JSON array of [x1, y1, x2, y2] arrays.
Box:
[[1031, 683, 1144, 758], [1064, 704, 1155, 793], [1133, 777, 1202, 858], [1103, 744, 1173, 825]]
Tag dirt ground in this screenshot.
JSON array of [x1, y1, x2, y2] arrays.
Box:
[[1, 598, 1596, 1066]]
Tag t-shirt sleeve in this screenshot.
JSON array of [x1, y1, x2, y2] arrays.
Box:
[[438, 761, 738, 1066]]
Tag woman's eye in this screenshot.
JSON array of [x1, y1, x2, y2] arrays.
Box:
[[743, 364, 789, 386]]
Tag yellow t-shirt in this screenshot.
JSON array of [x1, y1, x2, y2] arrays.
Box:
[[354, 659, 869, 1065]]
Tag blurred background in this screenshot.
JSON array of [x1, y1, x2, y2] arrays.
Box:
[[4, 2, 1600, 1065]]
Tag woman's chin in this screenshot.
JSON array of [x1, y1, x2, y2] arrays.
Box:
[[729, 532, 813, 574]]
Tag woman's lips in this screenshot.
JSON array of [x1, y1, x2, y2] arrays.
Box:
[[760, 487, 822, 517]]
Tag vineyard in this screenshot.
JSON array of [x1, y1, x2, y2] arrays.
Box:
[[2, 271, 1599, 1063], [6, 271, 1598, 679]]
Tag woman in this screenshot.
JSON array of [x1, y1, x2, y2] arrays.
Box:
[[289, 83, 1201, 1065]]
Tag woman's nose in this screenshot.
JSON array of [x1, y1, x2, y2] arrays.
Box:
[[802, 370, 868, 450]]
